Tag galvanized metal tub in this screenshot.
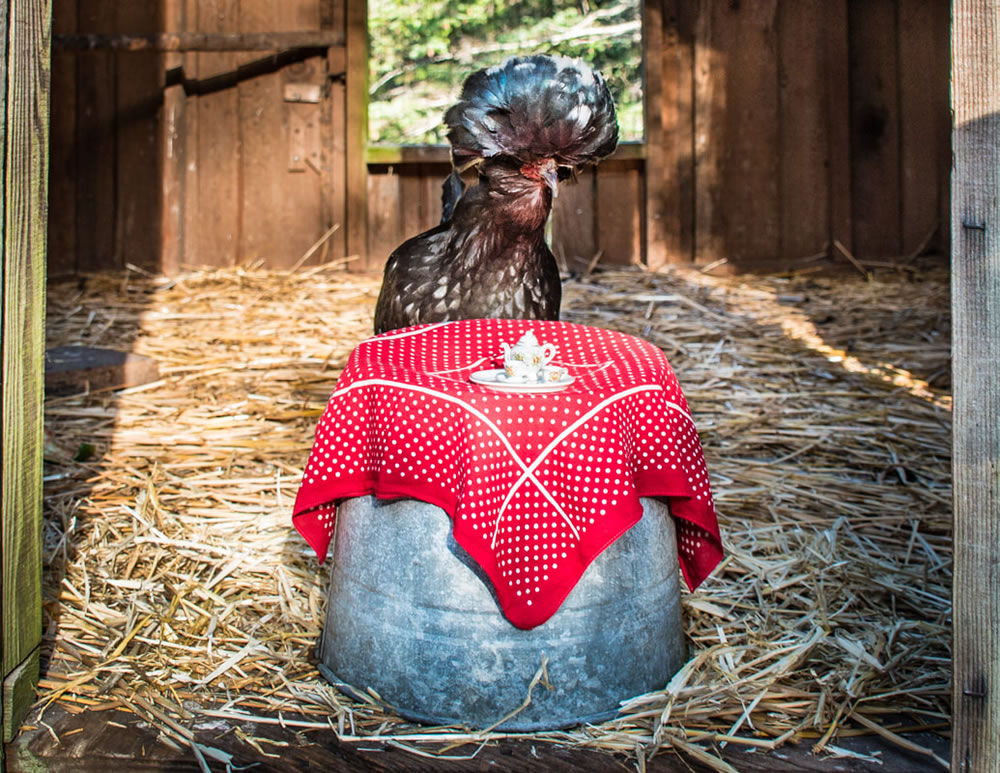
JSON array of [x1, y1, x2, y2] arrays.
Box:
[[317, 495, 686, 730]]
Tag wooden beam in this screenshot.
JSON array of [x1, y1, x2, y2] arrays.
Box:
[[950, 2, 1000, 771], [345, 0, 368, 269], [643, 0, 667, 270], [53, 30, 343, 52], [2, 0, 51, 748], [159, 0, 186, 274], [364, 142, 647, 166]]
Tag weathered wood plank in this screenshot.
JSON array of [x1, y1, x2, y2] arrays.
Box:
[[327, 25, 348, 262], [950, 2, 1000, 770], [398, 165, 426, 241], [53, 30, 342, 51], [179, 0, 200, 271], [239, 0, 329, 268], [238, 0, 324, 268], [344, 0, 368, 268], [848, 0, 901, 258], [778, 0, 828, 263], [115, 1, 161, 272], [316, 0, 341, 267], [715, 0, 780, 267], [823, 0, 852, 256], [2, 0, 51, 745], [658, 0, 696, 266], [596, 159, 643, 265], [46, 0, 76, 276], [160, 0, 187, 275], [193, 0, 240, 266], [418, 162, 446, 233], [643, 0, 667, 269], [692, 1, 722, 266], [75, 0, 117, 270], [4, 702, 949, 773], [367, 167, 402, 265], [551, 167, 596, 271], [898, 0, 949, 256]]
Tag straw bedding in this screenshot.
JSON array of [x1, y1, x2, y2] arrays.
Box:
[[38, 259, 952, 770]]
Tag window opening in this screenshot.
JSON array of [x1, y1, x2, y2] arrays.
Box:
[[368, 0, 643, 146]]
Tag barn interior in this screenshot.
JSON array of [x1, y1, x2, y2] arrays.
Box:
[[2, 0, 980, 771]]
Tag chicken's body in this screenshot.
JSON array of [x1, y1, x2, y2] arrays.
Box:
[[373, 55, 618, 335], [374, 160, 562, 332]]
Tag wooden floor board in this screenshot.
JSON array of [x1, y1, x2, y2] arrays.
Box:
[[5, 704, 948, 772]]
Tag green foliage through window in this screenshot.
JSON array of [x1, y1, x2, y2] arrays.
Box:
[[368, 0, 643, 145]]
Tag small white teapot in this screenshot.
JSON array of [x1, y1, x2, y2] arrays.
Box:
[[500, 331, 557, 382]]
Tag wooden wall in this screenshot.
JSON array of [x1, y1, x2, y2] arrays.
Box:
[[644, 0, 951, 270], [46, 0, 950, 275], [2, 0, 50, 749], [365, 150, 645, 272], [49, 0, 344, 276]]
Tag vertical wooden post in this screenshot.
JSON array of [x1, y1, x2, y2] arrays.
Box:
[[160, 0, 186, 275], [2, 0, 50, 750], [824, 0, 851, 257], [345, 0, 368, 268], [950, 2, 1000, 771], [643, 0, 667, 270]]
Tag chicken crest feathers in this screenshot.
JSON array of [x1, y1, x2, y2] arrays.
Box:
[[445, 54, 619, 170]]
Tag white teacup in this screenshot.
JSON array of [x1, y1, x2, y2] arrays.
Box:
[[542, 365, 568, 383], [503, 359, 537, 382]]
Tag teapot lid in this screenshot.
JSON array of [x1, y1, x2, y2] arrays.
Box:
[[515, 331, 540, 347]]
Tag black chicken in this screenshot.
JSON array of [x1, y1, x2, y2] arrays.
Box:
[[373, 55, 619, 335]]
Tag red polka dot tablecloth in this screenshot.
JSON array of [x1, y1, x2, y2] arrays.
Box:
[[293, 319, 722, 630]]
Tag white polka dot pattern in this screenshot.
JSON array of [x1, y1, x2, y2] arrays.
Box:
[[292, 319, 722, 629]]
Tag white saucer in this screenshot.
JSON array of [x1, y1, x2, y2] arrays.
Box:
[[470, 369, 575, 393]]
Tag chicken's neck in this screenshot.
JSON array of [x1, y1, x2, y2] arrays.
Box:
[[447, 163, 553, 265]]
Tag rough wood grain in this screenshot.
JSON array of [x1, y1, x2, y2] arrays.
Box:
[[1, 0, 50, 745], [366, 167, 401, 264], [3, 703, 949, 772], [193, 0, 240, 267], [551, 167, 596, 270], [658, 0, 696, 266], [159, 0, 186, 275], [692, 0, 721, 266], [327, 27, 348, 263], [643, 0, 668, 269], [115, 1, 161, 272], [950, 3, 1000, 771], [75, 0, 116, 270], [716, 0, 780, 266], [824, 0, 852, 256], [345, 0, 368, 268], [46, 0, 76, 277], [596, 159, 643, 265], [778, 0, 828, 263], [849, 0, 901, 258], [53, 30, 341, 51], [238, 0, 324, 268], [898, 0, 949, 256]]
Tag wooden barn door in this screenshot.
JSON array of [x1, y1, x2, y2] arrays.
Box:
[[49, 0, 357, 273], [165, 0, 345, 271]]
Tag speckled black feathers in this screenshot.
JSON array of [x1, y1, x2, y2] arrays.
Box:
[[445, 55, 619, 170], [373, 55, 619, 335]]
